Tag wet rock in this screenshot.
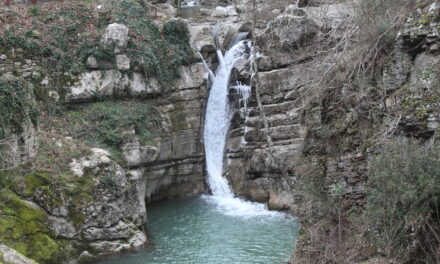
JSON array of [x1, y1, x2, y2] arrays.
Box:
[[82, 221, 137, 241], [89, 230, 147, 254]]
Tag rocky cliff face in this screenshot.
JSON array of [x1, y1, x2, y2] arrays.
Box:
[[216, 0, 439, 263], [61, 21, 207, 202], [190, 0, 439, 262], [1, 0, 439, 263], [223, 1, 341, 212], [216, 0, 440, 210], [0, 3, 207, 262]]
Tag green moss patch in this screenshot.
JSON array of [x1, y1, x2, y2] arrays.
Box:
[[0, 191, 68, 263]]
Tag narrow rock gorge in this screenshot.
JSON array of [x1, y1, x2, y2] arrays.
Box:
[[1, 0, 439, 263]]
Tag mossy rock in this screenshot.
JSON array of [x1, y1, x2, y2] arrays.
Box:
[[0, 191, 73, 264], [1, 170, 52, 198]]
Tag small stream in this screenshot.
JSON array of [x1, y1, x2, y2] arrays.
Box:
[[97, 195, 299, 264]]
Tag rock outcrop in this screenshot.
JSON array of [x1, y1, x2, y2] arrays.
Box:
[[0, 74, 38, 170], [62, 23, 207, 201], [0, 244, 38, 264], [1, 16, 206, 263], [1, 148, 147, 263]]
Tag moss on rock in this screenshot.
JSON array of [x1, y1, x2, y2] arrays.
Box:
[[0, 191, 72, 264]]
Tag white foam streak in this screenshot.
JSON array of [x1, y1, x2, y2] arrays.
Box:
[[232, 83, 251, 110], [202, 195, 286, 219]]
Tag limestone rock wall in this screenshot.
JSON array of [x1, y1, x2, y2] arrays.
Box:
[[59, 22, 208, 201], [139, 62, 207, 201], [223, 0, 440, 216], [0, 19, 207, 263], [222, 4, 328, 211]]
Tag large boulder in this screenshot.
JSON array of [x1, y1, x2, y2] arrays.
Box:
[[24, 148, 150, 257], [102, 23, 129, 51]]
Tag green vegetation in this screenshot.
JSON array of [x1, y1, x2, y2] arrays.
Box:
[[365, 142, 440, 263], [65, 101, 157, 158], [0, 166, 99, 263], [0, 74, 38, 139], [0, 190, 73, 264], [113, 0, 197, 85], [0, 0, 196, 91]]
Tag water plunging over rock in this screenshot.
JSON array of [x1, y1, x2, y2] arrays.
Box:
[[204, 41, 248, 197], [203, 37, 284, 218]]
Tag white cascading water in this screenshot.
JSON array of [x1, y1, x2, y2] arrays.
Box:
[[204, 41, 247, 197], [203, 40, 281, 218]]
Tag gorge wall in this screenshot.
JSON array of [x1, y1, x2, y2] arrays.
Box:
[[1, 0, 439, 263], [0, 2, 208, 262]]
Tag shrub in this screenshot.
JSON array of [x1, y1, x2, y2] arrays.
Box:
[[0, 0, 197, 91], [365, 142, 440, 262], [113, 0, 197, 85], [66, 101, 157, 150]]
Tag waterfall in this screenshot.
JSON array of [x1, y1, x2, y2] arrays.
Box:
[[202, 39, 283, 218], [204, 41, 248, 197]]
